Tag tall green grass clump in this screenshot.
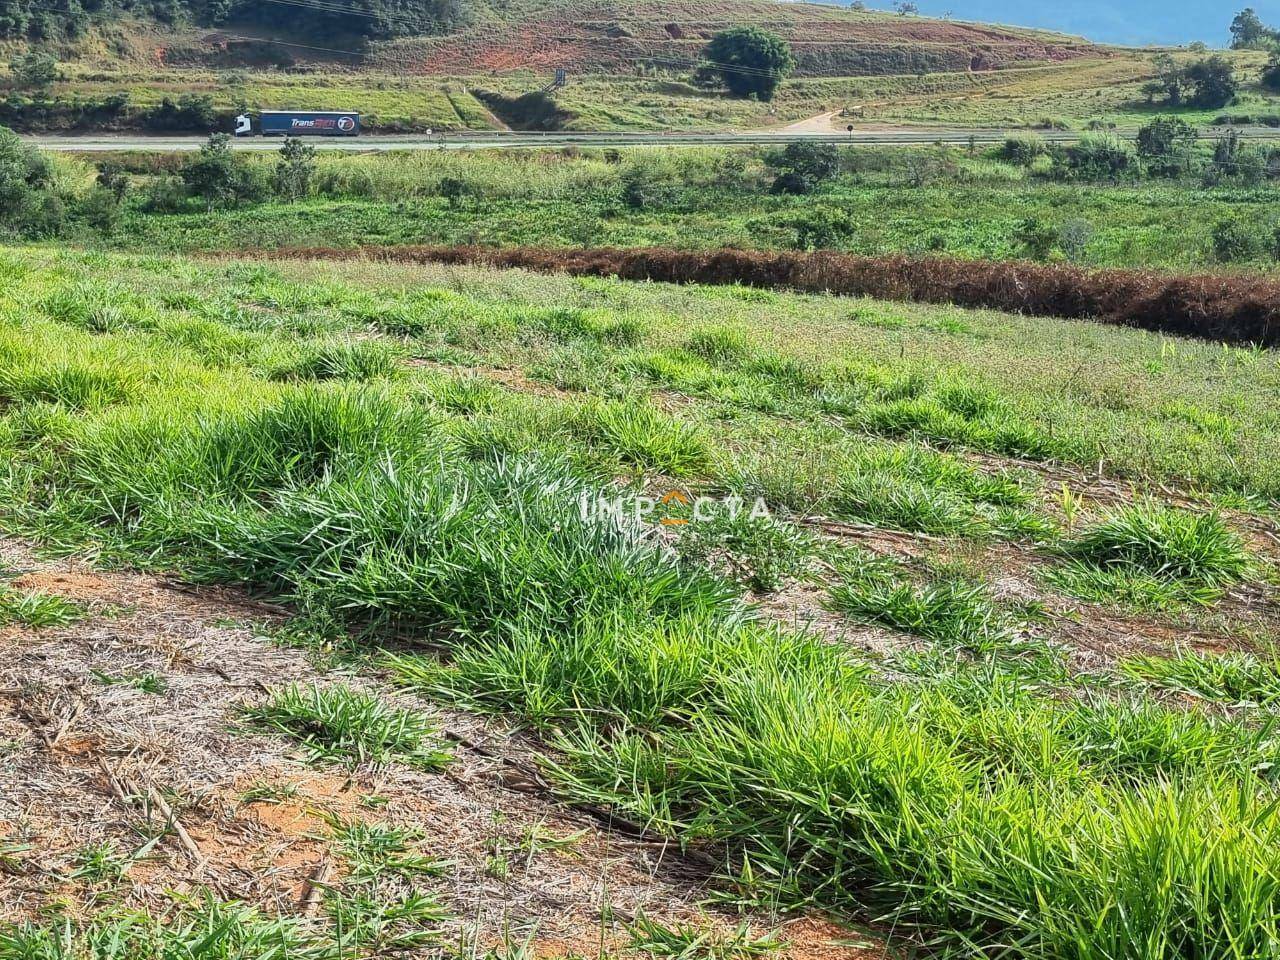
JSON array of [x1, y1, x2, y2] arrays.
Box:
[[1049, 501, 1251, 608], [0, 587, 84, 627], [244, 683, 451, 770], [266, 339, 403, 383], [827, 554, 1017, 652], [1124, 648, 1280, 706], [0, 899, 337, 960], [401, 611, 1280, 958], [722, 429, 1041, 538], [573, 399, 711, 476], [1065, 503, 1249, 585]]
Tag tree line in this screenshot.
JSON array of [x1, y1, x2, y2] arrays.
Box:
[[0, 0, 468, 41], [1231, 9, 1280, 92]]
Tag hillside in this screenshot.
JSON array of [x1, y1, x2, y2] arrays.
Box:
[[5, 0, 1263, 132], [372, 0, 1104, 78]]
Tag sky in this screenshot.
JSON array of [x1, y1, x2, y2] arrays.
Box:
[[894, 1, 1280, 46]]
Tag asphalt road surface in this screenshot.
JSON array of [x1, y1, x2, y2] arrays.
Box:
[[25, 126, 1280, 152]]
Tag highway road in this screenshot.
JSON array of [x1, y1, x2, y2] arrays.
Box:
[[24, 125, 1280, 152]]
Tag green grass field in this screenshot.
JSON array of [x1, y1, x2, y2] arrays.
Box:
[[1, 241, 1279, 955], [71, 145, 1280, 271]]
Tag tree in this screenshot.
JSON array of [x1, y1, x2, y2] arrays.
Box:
[[181, 133, 262, 208], [1230, 8, 1274, 48], [765, 140, 842, 193], [1059, 133, 1138, 181], [701, 27, 794, 101], [1138, 116, 1198, 178], [1143, 53, 1187, 107], [1184, 56, 1239, 109], [274, 136, 315, 201], [1058, 219, 1094, 263], [8, 50, 56, 92], [1147, 56, 1239, 110], [1263, 52, 1280, 92], [1136, 116, 1198, 158]]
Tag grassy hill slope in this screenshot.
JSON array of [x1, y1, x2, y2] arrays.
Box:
[[374, 0, 1104, 78], [6, 1, 1267, 132]]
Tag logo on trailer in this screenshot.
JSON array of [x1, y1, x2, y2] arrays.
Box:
[[337, 116, 356, 132]]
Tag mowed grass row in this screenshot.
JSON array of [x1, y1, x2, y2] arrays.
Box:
[[2, 248, 1280, 956]]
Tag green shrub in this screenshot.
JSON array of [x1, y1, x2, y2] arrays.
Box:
[[139, 176, 188, 214], [181, 133, 265, 208], [620, 168, 681, 210], [1211, 218, 1261, 263], [781, 204, 858, 250], [1136, 116, 1198, 178], [1000, 133, 1047, 166], [0, 124, 67, 238], [765, 140, 842, 194], [1012, 216, 1057, 261], [142, 93, 218, 132], [1209, 131, 1267, 185], [273, 136, 316, 201], [1059, 133, 1138, 181]]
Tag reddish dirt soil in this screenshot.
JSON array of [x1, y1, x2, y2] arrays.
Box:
[[377, 0, 1101, 77]]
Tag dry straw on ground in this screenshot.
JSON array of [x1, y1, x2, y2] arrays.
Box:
[[263, 245, 1280, 346]]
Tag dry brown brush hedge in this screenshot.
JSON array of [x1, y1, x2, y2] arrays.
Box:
[[264, 245, 1280, 347]]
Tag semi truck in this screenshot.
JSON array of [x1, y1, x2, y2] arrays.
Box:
[[234, 111, 361, 137]]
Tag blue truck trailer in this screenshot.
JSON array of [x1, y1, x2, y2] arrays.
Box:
[[234, 111, 360, 137]]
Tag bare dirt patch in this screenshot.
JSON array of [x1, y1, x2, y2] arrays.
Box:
[[0, 538, 881, 953]]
